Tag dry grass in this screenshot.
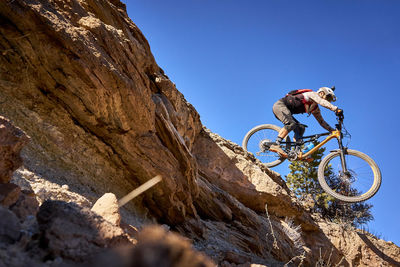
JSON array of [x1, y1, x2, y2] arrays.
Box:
[[264, 203, 279, 251], [315, 248, 345, 267]]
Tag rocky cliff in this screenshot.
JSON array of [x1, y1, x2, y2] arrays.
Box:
[[1, 1, 399, 266]]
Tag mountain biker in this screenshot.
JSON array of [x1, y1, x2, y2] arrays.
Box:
[[270, 87, 343, 156]]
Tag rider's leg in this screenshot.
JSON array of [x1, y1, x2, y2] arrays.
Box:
[[277, 127, 289, 139], [271, 101, 298, 157], [292, 123, 305, 153], [272, 100, 297, 144], [293, 123, 305, 142]]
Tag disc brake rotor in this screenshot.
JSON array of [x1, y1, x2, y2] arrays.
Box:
[[339, 170, 357, 184]]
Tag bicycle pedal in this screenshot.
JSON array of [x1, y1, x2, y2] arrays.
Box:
[[269, 145, 288, 158]]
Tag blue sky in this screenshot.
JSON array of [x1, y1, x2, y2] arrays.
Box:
[[123, 0, 400, 245]]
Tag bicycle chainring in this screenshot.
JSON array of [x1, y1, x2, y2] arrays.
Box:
[[287, 150, 298, 161]]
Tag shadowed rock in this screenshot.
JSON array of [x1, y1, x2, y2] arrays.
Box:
[[0, 183, 21, 207], [10, 189, 39, 221], [0, 205, 21, 246], [0, 116, 29, 183], [36, 200, 133, 261]]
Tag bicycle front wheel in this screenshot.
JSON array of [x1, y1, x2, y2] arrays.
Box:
[[318, 149, 381, 203], [242, 124, 290, 168]]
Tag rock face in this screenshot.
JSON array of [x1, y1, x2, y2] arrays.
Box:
[[0, 182, 21, 207], [0, 0, 399, 266], [0, 0, 200, 223]]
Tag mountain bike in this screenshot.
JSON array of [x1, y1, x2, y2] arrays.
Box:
[[242, 114, 381, 203]]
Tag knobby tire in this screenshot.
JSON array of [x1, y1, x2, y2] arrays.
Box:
[[242, 124, 290, 168], [318, 149, 381, 203]]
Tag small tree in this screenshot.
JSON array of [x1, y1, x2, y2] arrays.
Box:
[[286, 142, 373, 227]]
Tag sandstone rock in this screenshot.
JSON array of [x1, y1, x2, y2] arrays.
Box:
[[223, 251, 252, 265], [36, 200, 133, 261], [12, 167, 92, 208], [318, 220, 400, 266], [193, 129, 318, 232], [0, 117, 29, 184], [10, 189, 39, 221], [0, 205, 21, 246], [193, 128, 295, 215], [0, 0, 200, 226], [91, 193, 121, 226], [0, 183, 21, 207]]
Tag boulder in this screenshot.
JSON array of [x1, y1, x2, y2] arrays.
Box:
[[0, 205, 21, 246], [91, 193, 121, 226], [36, 200, 133, 261], [10, 189, 39, 221], [0, 183, 21, 207]]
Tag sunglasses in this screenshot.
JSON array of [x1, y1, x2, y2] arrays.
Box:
[[326, 94, 335, 102]]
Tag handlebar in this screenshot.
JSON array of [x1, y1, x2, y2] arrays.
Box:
[[335, 114, 344, 131]]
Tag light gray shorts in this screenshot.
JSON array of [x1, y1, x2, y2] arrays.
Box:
[[272, 100, 299, 131]]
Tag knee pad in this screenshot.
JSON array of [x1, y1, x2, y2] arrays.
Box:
[[284, 121, 297, 132]]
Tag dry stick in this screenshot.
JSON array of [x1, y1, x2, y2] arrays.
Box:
[[334, 256, 345, 267], [265, 203, 279, 250], [298, 253, 305, 267], [326, 248, 333, 266], [11, 33, 31, 40], [283, 252, 305, 267], [316, 248, 324, 267], [1, 49, 13, 56], [118, 175, 162, 207]]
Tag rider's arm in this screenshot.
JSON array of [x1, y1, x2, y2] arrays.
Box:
[[305, 92, 338, 111], [312, 107, 335, 132]]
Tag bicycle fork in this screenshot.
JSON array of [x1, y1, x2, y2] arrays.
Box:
[[337, 136, 349, 175]]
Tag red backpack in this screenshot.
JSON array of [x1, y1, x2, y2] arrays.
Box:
[[286, 89, 313, 96], [283, 89, 313, 114]]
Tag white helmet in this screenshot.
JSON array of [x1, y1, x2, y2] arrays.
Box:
[[317, 86, 336, 102]]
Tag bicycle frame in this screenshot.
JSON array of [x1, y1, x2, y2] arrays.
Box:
[[298, 130, 340, 159], [281, 115, 349, 173]]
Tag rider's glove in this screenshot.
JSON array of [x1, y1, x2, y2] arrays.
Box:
[[335, 108, 343, 116]]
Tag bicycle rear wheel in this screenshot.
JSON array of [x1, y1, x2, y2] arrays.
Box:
[[318, 149, 381, 202], [242, 124, 290, 168]]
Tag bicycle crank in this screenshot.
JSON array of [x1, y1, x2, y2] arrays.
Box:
[[287, 151, 298, 161]]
